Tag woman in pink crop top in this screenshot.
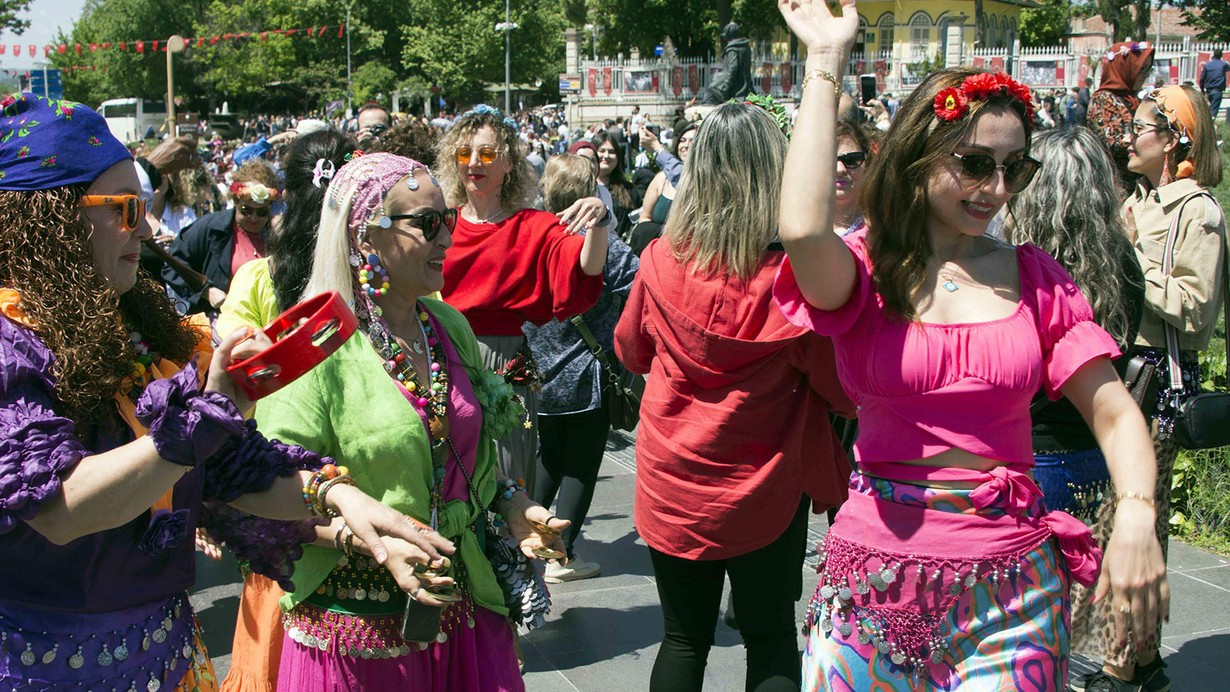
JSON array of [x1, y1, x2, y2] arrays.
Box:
[[772, 3, 1169, 690]]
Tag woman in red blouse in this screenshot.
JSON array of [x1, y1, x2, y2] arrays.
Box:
[[437, 105, 608, 491]]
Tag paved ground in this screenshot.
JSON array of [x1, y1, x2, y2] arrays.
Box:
[[190, 429, 1230, 690]]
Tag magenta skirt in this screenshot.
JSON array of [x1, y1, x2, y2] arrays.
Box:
[[275, 599, 524, 691]]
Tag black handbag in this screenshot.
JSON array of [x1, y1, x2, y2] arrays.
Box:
[[570, 315, 645, 432], [1161, 192, 1230, 450]]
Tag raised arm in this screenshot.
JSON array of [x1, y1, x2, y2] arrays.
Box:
[[778, 0, 861, 311]]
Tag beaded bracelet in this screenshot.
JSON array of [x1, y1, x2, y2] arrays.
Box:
[[303, 464, 352, 518]]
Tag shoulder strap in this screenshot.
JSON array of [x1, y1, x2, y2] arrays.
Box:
[[569, 315, 619, 377], [1161, 191, 1228, 392]]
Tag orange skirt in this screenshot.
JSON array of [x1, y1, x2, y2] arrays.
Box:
[[220, 572, 285, 692]]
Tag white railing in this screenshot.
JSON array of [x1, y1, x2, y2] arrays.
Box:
[[576, 40, 1230, 103]]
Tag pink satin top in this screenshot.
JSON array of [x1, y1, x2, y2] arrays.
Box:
[[773, 231, 1120, 469]]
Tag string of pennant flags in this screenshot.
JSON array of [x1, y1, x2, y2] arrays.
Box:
[[0, 24, 345, 60]]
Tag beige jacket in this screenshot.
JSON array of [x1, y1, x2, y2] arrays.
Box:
[[1124, 178, 1227, 352]]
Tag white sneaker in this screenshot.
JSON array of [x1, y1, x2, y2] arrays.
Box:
[[544, 556, 601, 583]]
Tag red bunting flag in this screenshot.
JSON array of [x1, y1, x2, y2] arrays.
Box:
[[0, 46, 6, 55], [57, 44, 67, 54], [43, 45, 51, 56], [135, 41, 144, 53], [152, 40, 160, 52], [285, 29, 297, 37], [27, 45, 35, 57], [209, 36, 219, 44], [73, 44, 80, 54], [338, 24, 345, 38], [318, 26, 328, 37], [119, 42, 126, 51], [89, 43, 97, 52], [307, 27, 315, 37], [259, 32, 267, 41], [102, 42, 111, 49]]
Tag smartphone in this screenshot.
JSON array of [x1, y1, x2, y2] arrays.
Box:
[[400, 597, 442, 643], [860, 75, 878, 109]]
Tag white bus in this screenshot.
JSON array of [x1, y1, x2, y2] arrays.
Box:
[[98, 98, 167, 143]]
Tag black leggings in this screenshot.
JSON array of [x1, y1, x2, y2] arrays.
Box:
[[648, 498, 810, 692], [532, 403, 610, 557]]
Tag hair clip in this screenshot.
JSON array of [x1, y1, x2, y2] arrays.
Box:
[[344, 150, 364, 162], [312, 159, 336, 189]]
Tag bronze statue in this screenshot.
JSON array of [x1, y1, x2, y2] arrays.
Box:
[[697, 23, 755, 105]]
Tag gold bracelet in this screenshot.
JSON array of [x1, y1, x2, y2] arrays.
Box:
[[1117, 491, 1156, 508], [802, 68, 842, 96]]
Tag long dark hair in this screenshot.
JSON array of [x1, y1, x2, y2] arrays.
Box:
[[267, 130, 358, 311], [861, 68, 1033, 321], [591, 130, 633, 209]]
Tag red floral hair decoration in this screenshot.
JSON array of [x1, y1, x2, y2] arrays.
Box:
[[933, 72, 1034, 124]]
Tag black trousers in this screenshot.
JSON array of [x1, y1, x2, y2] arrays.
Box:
[[648, 498, 810, 692], [532, 403, 610, 557]]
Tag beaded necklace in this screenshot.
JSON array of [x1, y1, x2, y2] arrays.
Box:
[[363, 302, 452, 527]]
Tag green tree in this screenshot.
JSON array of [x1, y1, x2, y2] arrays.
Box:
[[400, 0, 566, 106], [1094, 0, 1153, 42], [1020, 0, 1071, 47], [51, 0, 207, 109], [1, 0, 31, 34], [585, 0, 720, 58], [1174, 0, 1230, 43]]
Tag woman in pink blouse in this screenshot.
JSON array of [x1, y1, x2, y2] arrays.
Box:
[[773, 2, 1168, 690]]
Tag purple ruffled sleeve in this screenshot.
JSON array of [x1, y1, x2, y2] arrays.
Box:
[[0, 320, 89, 534], [135, 359, 246, 467], [203, 418, 325, 503], [198, 503, 320, 591]]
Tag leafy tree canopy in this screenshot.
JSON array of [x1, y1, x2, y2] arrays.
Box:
[[1174, 0, 1230, 43], [1020, 0, 1070, 47], [1, 0, 31, 34]]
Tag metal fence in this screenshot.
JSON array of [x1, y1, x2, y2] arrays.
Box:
[[575, 40, 1230, 103]]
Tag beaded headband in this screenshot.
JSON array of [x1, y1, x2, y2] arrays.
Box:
[[933, 72, 1035, 125]]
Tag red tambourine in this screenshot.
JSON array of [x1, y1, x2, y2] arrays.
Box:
[[226, 291, 358, 400]]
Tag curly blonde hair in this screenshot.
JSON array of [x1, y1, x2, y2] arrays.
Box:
[[434, 110, 537, 210], [0, 187, 198, 424]]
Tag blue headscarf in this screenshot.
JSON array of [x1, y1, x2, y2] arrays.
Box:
[[0, 92, 134, 192]]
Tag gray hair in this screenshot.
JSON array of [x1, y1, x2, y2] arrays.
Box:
[[1005, 128, 1137, 345], [664, 102, 786, 280]]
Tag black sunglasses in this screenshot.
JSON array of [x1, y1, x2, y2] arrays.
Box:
[[950, 153, 1041, 194], [836, 152, 867, 170], [238, 205, 271, 218], [378, 208, 458, 241]]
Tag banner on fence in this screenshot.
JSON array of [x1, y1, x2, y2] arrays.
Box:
[[672, 65, 683, 96], [624, 70, 656, 95], [587, 67, 598, 97], [602, 67, 613, 96], [780, 62, 793, 93]]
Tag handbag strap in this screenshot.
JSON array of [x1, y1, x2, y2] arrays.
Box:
[[1159, 191, 1229, 394], [569, 315, 623, 384]]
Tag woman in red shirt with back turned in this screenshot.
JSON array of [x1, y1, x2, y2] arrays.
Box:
[[614, 102, 853, 692], [438, 105, 608, 491]]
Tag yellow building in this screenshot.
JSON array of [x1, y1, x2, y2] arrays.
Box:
[[852, 1, 1033, 63]]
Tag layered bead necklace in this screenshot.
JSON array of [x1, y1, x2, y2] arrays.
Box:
[[364, 303, 453, 526]]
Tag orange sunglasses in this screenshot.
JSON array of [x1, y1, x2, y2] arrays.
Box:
[[80, 194, 146, 233]]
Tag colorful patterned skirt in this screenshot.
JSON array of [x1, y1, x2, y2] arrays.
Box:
[[803, 473, 1076, 692]]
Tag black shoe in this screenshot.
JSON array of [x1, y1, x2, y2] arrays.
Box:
[[1080, 670, 1141, 692], [1135, 657, 1171, 692]]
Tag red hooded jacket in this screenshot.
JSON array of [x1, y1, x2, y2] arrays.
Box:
[[615, 239, 854, 560]]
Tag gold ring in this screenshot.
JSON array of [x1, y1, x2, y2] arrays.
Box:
[[1119, 603, 1132, 615]]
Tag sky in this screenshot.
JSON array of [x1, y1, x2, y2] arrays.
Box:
[[0, 0, 88, 76]]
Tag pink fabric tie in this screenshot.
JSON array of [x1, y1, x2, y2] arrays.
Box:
[[969, 466, 1043, 516], [1042, 509, 1103, 587]]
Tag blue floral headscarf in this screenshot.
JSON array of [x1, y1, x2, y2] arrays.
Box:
[[0, 92, 134, 192]]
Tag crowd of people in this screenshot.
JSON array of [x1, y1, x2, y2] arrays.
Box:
[[2, 0, 1228, 690]]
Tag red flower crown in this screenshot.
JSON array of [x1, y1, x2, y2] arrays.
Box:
[[933, 72, 1034, 124]]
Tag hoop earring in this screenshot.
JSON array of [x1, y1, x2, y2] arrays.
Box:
[[359, 253, 391, 297]]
